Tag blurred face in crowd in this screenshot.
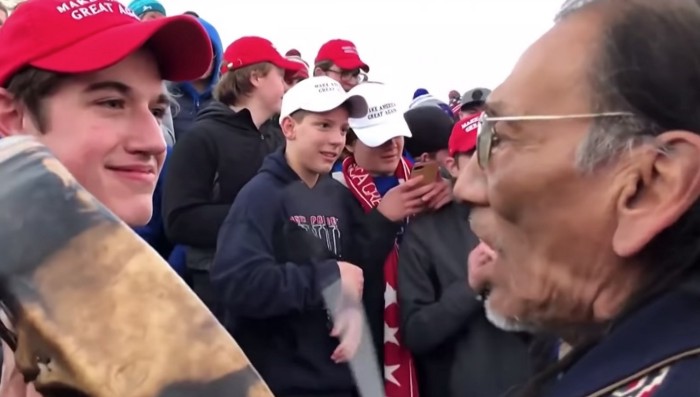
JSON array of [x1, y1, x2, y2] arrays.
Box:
[[454, 9, 660, 335], [253, 66, 287, 115], [0, 49, 168, 226], [318, 65, 367, 92], [348, 136, 404, 176], [140, 11, 165, 20], [285, 76, 306, 89], [283, 107, 349, 178]]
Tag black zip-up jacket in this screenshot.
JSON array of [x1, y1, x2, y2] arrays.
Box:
[[162, 102, 284, 250], [398, 202, 532, 397], [211, 149, 397, 397]]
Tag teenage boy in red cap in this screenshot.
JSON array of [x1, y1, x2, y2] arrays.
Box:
[[314, 39, 369, 92], [162, 36, 303, 320], [397, 113, 532, 397], [0, 0, 212, 394]]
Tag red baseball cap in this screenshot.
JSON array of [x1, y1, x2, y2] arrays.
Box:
[[284, 49, 309, 81], [0, 0, 213, 87], [315, 39, 369, 72], [220, 36, 303, 75], [449, 113, 480, 156]]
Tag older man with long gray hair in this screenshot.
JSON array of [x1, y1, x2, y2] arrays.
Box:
[[456, 0, 700, 396]]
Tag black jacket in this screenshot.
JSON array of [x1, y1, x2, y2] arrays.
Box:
[[398, 202, 532, 397], [260, 114, 284, 143], [211, 149, 397, 397], [162, 102, 284, 250]]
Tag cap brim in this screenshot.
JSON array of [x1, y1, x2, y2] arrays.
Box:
[[31, 15, 211, 82], [334, 58, 370, 73], [460, 100, 486, 110], [352, 117, 412, 148], [449, 134, 477, 156], [275, 58, 307, 73]]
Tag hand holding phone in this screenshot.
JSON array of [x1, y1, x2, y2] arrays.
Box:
[[410, 161, 439, 186]]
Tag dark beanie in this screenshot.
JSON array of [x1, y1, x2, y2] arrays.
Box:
[[403, 106, 455, 157]]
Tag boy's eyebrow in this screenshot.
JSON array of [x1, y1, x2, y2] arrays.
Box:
[[83, 81, 132, 95], [83, 81, 170, 105]]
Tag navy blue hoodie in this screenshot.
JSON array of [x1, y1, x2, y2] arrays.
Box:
[[211, 149, 386, 397]]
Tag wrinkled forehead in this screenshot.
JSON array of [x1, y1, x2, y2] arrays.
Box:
[[488, 9, 606, 118]]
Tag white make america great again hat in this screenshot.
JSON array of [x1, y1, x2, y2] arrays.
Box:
[[279, 76, 369, 123], [348, 82, 412, 147]]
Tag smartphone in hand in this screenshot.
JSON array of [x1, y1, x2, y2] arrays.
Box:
[[410, 161, 439, 186]]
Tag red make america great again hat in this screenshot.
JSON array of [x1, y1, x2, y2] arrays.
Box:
[[0, 0, 212, 86], [449, 112, 480, 156]]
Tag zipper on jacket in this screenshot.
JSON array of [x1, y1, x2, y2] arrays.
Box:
[[584, 346, 700, 397]]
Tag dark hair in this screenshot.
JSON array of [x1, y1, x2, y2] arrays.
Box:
[[5, 67, 68, 132], [0, 2, 8, 15], [183, 11, 199, 17], [313, 60, 334, 74], [519, 1, 700, 396]]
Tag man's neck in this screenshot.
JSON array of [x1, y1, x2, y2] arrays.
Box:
[[285, 150, 319, 188], [557, 263, 649, 346], [230, 97, 271, 129]]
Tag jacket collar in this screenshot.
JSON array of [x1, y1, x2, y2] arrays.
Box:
[[545, 275, 700, 397]]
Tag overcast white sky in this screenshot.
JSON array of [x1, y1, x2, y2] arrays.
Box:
[[157, 0, 561, 105]]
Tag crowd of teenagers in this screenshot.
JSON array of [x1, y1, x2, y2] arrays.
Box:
[[2, 0, 700, 396]]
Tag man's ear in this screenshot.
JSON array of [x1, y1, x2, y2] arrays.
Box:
[[444, 156, 459, 178], [280, 116, 296, 140], [249, 70, 268, 88], [613, 132, 700, 257], [0, 88, 24, 138], [313, 67, 325, 77], [417, 152, 430, 163]]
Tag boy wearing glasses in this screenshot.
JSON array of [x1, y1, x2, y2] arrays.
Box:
[[397, 113, 532, 397], [314, 39, 369, 92]]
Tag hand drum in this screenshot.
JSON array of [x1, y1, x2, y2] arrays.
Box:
[[0, 136, 274, 397]]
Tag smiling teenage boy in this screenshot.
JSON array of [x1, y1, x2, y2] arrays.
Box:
[[0, 0, 211, 394], [211, 76, 372, 397], [162, 36, 302, 318]]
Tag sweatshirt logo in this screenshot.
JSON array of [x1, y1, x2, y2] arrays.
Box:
[[289, 215, 341, 256]]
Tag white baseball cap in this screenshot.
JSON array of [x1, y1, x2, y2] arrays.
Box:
[[348, 82, 412, 147], [279, 76, 369, 124]]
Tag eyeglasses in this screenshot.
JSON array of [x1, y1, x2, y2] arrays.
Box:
[[476, 111, 634, 168], [327, 68, 368, 83]]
